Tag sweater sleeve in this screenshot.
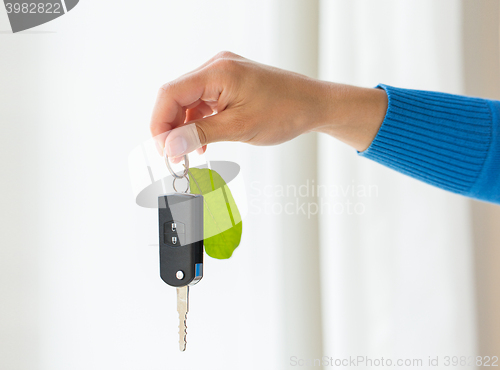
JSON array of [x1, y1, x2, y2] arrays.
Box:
[[359, 84, 500, 204]]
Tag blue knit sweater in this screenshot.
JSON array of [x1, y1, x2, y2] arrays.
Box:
[[359, 84, 500, 204]]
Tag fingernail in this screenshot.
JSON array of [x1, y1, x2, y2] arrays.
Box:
[[166, 136, 188, 158]]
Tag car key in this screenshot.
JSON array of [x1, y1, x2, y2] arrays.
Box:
[[158, 193, 204, 351]]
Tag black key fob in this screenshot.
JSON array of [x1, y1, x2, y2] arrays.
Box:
[[158, 194, 204, 287]]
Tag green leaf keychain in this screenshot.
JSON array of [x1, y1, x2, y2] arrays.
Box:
[[188, 168, 242, 259]]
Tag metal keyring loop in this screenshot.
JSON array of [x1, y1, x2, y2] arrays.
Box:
[[172, 175, 190, 193], [165, 154, 189, 179]]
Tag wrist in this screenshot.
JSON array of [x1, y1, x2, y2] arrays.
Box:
[[312, 83, 388, 152]]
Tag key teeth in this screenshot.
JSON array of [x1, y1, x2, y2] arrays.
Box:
[[176, 286, 189, 352], [179, 312, 187, 351]]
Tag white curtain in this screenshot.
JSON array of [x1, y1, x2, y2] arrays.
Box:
[[1, 1, 497, 370], [318, 1, 476, 366]]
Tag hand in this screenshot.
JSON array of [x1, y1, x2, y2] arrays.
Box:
[[150, 51, 387, 157]]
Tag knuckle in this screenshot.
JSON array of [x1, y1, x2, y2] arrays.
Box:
[[158, 81, 175, 94], [212, 57, 239, 73], [214, 50, 235, 60]]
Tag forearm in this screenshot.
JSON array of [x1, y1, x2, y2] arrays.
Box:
[[307, 82, 499, 204]]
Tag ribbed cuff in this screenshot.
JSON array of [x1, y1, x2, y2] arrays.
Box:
[[359, 84, 492, 196], [469, 100, 500, 203]]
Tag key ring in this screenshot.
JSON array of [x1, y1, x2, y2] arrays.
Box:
[[165, 154, 189, 179], [165, 154, 190, 193], [173, 173, 190, 193]]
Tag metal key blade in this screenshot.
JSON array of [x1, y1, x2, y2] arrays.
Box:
[[176, 286, 189, 351]]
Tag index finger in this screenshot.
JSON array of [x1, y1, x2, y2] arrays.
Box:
[[150, 67, 225, 153], [150, 71, 206, 139]]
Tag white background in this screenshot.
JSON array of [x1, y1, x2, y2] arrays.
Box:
[[1, 1, 499, 370]]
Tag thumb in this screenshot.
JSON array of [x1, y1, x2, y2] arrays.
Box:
[[164, 112, 236, 158], [194, 111, 238, 146]]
